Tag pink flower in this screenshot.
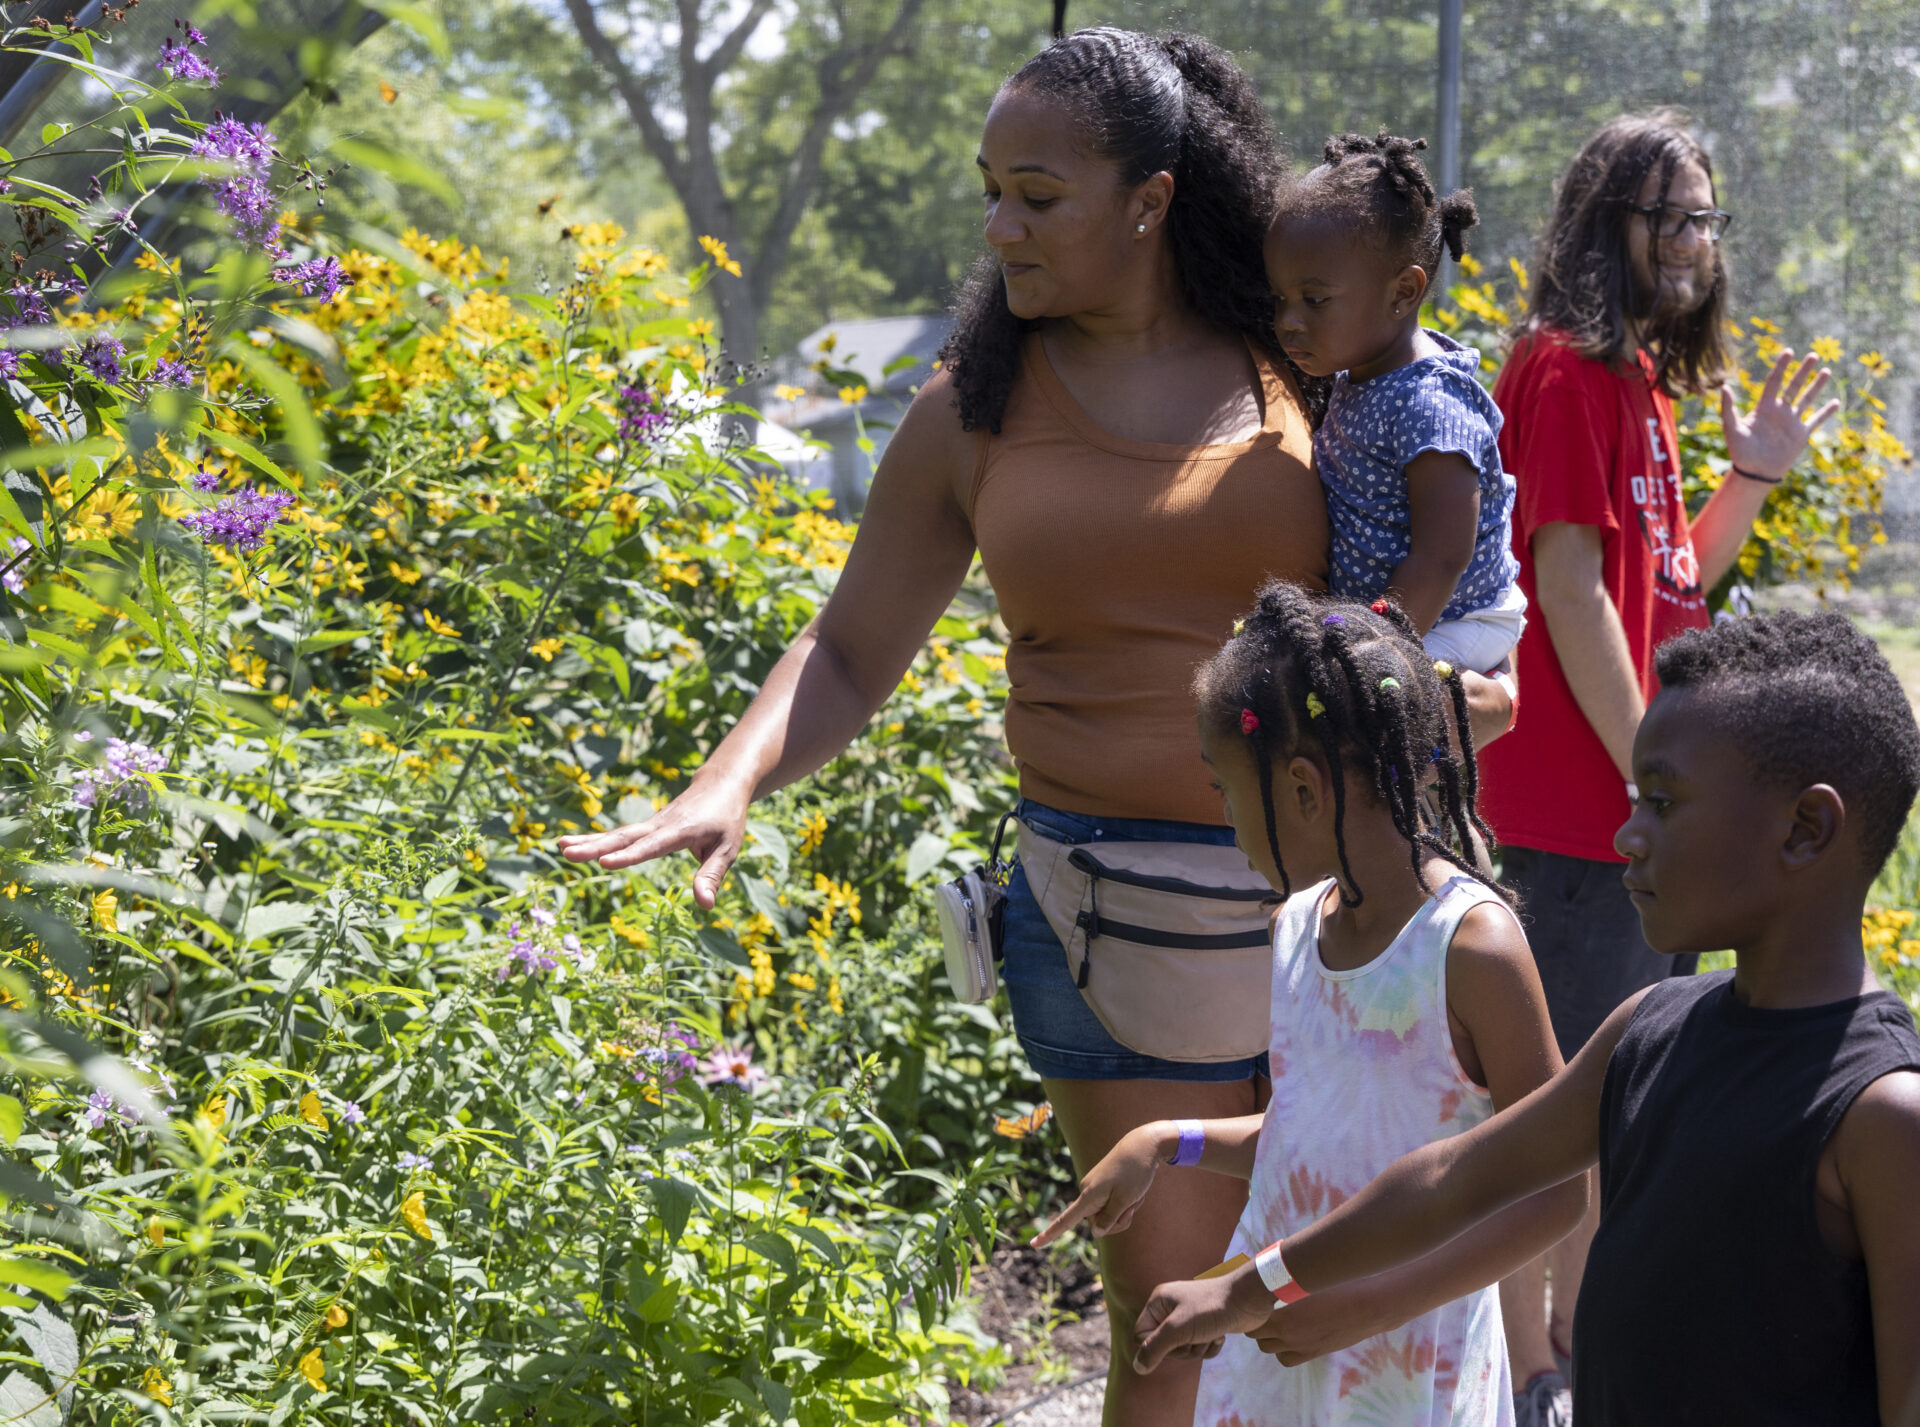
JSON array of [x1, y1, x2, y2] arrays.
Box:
[[700, 1044, 766, 1092]]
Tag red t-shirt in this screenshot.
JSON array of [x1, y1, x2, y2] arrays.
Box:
[[1479, 329, 1709, 862]]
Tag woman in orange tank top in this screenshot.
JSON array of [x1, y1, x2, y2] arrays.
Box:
[[563, 29, 1511, 1423]]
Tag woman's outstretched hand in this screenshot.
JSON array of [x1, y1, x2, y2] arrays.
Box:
[[1033, 1122, 1173, 1248], [556, 775, 751, 910]]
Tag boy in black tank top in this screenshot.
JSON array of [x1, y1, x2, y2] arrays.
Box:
[[1129, 612, 1920, 1424]]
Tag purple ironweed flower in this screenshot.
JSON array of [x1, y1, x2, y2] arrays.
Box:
[[2, 536, 26, 594], [531, 907, 556, 929], [74, 736, 168, 809], [149, 357, 197, 389], [189, 468, 220, 493], [5, 282, 52, 328], [341, 1101, 366, 1127], [278, 256, 351, 301], [0, 350, 17, 382], [700, 1043, 766, 1092], [177, 485, 294, 554], [396, 1151, 432, 1171], [76, 334, 126, 385], [0, 178, 11, 195], [191, 116, 275, 171], [180, 21, 209, 45], [191, 118, 281, 252], [158, 38, 220, 85], [617, 384, 669, 445]]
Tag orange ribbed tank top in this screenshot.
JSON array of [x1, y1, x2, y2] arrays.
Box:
[[967, 332, 1329, 826]]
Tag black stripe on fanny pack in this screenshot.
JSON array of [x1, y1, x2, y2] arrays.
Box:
[[1075, 909, 1271, 951], [1066, 847, 1275, 903]]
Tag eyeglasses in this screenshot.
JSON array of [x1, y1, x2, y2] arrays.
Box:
[[1627, 204, 1733, 242]]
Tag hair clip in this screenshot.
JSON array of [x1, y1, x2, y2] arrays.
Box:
[[1305, 692, 1327, 719], [1370, 599, 1391, 615], [1431, 745, 1448, 764], [1378, 676, 1400, 692], [1232, 618, 1246, 636], [1240, 708, 1261, 735], [1323, 614, 1345, 627], [1432, 660, 1453, 680]]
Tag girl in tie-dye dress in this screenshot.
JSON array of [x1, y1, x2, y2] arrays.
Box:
[[1036, 585, 1583, 1427]]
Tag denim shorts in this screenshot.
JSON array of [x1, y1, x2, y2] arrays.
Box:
[[1002, 798, 1272, 1083], [1502, 845, 1698, 1062]]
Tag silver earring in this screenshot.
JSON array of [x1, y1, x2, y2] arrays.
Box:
[[1136, 222, 1146, 233]]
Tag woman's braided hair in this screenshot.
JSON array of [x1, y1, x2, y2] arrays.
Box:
[[938, 28, 1327, 433], [1281, 129, 1479, 275], [1194, 581, 1505, 908]]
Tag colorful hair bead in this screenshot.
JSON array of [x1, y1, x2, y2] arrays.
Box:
[[1370, 599, 1391, 615], [1305, 692, 1327, 719], [1232, 617, 1246, 636], [1240, 708, 1261, 735], [1323, 614, 1345, 627], [1432, 660, 1454, 680], [1378, 676, 1401, 691]]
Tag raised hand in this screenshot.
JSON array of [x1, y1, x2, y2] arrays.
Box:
[[1131, 1270, 1272, 1375], [1719, 350, 1840, 482], [1032, 1122, 1172, 1249], [555, 775, 751, 909]]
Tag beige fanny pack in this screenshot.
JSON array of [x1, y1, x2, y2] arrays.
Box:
[[1017, 821, 1280, 1062]]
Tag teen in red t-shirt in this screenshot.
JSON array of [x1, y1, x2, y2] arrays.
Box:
[[1481, 332, 1707, 859], [1476, 113, 1839, 1427]]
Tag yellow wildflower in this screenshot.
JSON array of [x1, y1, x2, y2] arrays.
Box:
[[609, 913, 649, 948], [228, 647, 267, 687], [530, 637, 564, 661], [298, 1346, 326, 1393], [143, 1367, 173, 1405], [773, 384, 806, 402], [798, 810, 828, 855], [422, 609, 460, 638], [1858, 351, 1892, 379], [298, 1092, 328, 1130], [697, 234, 743, 277], [387, 561, 422, 585], [1454, 252, 1482, 277], [92, 889, 119, 934], [1810, 336, 1843, 364], [401, 1190, 432, 1240], [200, 1095, 227, 1130], [146, 1216, 164, 1248], [827, 978, 844, 1014], [837, 384, 869, 404], [325, 1303, 349, 1330], [688, 318, 714, 338]]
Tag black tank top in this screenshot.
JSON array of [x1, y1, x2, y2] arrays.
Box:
[[1576, 970, 1920, 1425]]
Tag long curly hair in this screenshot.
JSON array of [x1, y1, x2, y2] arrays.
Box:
[[1515, 109, 1729, 396], [938, 28, 1316, 434]]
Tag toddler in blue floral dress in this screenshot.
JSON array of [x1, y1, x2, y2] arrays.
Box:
[[1268, 130, 1524, 670]]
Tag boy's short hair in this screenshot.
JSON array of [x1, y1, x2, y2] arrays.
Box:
[[1655, 612, 1920, 871]]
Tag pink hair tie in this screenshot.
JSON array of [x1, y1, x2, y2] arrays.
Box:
[[1370, 599, 1391, 616], [1240, 708, 1261, 735]]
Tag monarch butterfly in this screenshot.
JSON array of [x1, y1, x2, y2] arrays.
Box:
[[993, 1102, 1053, 1139], [378, 81, 398, 104]]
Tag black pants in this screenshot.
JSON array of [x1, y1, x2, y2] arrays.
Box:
[[1501, 846, 1699, 1063]]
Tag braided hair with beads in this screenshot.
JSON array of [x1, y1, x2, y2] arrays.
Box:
[[1194, 581, 1504, 907]]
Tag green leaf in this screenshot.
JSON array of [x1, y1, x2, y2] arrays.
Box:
[[202, 427, 292, 489], [0, 1257, 70, 1301], [239, 902, 315, 942], [0, 1371, 58, 1427], [741, 874, 784, 927], [0, 1094, 21, 1146], [421, 869, 458, 902], [906, 832, 950, 884], [226, 343, 325, 473], [646, 1177, 697, 1245], [694, 926, 750, 968], [295, 629, 370, 654], [743, 820, 790, 878]]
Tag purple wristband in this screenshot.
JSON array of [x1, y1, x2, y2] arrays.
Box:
[[1168, 1119, 1205, 1168]]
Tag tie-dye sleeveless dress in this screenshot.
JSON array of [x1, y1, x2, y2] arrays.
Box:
[[1193, 875, 1517, 1427]]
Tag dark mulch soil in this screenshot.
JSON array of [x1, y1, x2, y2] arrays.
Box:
[[948, 1241, 1111, 1425]]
